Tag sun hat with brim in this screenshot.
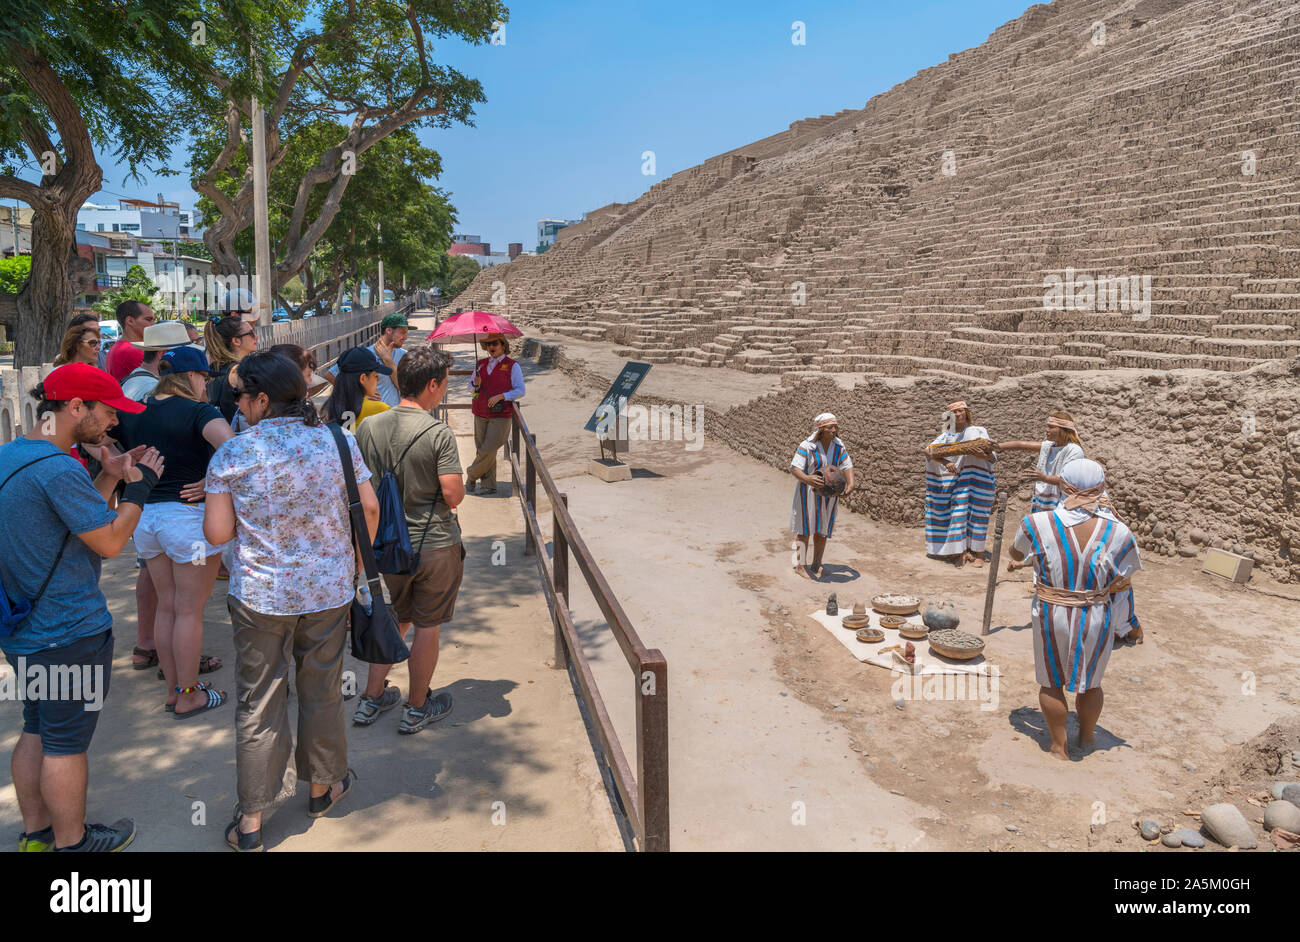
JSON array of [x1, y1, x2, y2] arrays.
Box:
[[43, 363, 145, 414], [338, 346, 392, 375], [380, 312, 409, 330], [131, 320, 192, 350], [160, 345, 210, 374]]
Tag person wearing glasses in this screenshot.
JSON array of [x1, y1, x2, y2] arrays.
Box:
[[52, 318, 101, 367], [464, 333, 525, 495], [204, 315, 260, 426]]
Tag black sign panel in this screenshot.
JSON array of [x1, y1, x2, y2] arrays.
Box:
[[583, 361, 653, 433]]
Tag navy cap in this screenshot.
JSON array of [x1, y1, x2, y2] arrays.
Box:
[[338, 346, 392, 375], [161, 345, 211, 374]]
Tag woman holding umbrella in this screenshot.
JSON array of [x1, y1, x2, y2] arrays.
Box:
[[427, 311, 525, 496], [464, 333, 525, 494]]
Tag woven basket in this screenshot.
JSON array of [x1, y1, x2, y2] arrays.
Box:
[[928, 630, 985, 660], [872, 594, 920, 615]]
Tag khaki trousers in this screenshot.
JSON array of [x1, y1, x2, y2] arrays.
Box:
[[228, 597, 349, 815], [466, 415, 512, 490]]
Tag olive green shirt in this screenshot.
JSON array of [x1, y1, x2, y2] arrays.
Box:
[[356, 405, 463, 550]]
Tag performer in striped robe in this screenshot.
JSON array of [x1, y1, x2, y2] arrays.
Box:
[[998, 411, 1085, 513], [1007, 458, 1141, 760], [924, 400, 996, 567], [789, 413, 855, 579]]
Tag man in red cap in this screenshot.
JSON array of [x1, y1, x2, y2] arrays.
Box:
[[0, 363, 164, 853]]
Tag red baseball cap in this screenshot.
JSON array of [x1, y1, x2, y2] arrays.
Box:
[[43, 363, 146, 414]]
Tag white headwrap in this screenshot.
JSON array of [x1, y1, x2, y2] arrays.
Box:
[[812, 412, 838, 434], [1053, 458, 1118, 525]]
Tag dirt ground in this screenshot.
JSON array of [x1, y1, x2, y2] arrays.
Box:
[[516, 335, 1300, 851]]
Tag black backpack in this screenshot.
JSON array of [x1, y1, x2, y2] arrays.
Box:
[[372, 422, 442, 575]]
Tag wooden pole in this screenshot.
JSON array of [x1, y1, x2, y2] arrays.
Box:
[[981, 491, 1008, 636]]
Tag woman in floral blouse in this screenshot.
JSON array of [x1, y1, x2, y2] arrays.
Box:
[[204, 351, 379, 851]]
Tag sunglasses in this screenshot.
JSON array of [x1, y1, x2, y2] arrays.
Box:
[[82, 338, 101, 347], [483, 340, 503, 348], [237, 330, 256, 340]]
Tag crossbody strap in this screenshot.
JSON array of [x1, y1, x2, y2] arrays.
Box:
[[390, 421, 444, 558], [0, 452, 75, 614], [328, 423, 382, 592]]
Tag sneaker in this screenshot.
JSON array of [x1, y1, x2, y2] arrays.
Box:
[[18, 826, 53, 852], [53, 819, 136, 852], [352, 683, 402, 726], [398, 690, 453, 734]]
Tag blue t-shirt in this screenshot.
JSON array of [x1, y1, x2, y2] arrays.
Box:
[[0, 438, 116, 655]]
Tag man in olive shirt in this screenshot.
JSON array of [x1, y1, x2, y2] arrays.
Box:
[[354, 346, 465, 733]]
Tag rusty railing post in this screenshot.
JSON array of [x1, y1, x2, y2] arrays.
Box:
[[637, 650, 670, 851], [524, 433, 538, 557], [552, 493, 569, 669]]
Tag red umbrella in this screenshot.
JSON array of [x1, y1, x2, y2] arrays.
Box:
[[428, 310, 522, 343]]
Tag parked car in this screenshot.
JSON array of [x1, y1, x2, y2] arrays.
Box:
[[271, 307, 290, 322]]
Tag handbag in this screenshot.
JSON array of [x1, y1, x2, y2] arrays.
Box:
[[0, 454, 72, 639], [327, 423, 411, 666]]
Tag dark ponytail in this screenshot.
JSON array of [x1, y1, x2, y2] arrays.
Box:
[[235, 351, 321, 427]]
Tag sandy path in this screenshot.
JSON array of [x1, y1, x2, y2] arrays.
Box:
[[515, 337, 1300, 851]]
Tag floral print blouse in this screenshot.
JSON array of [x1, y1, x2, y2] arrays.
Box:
[[206, 416, 371, 615]]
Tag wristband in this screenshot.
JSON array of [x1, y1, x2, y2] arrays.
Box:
[[120, 464, 160, 508]]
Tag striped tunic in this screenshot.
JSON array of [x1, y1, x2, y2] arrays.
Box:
[[789, 435, 853, 538], [924, 426, 996, 555], [1012, 509, 1142, 693], [1030, 441, 1085, 514]]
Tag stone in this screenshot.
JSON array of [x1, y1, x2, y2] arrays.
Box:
[[1264, 801, 1300, 833], [1270, 781, 1296, 800], [1161, 832, 1182, 848], [1177, 543, 1197, 557], [1200, 803, 1258, 849], [1175, 829, 1205, 848], [1005, 824, 1019, 832], [1182, 761, 1197, 772], [922, 600, 960, 631], [1140, 820, 1160, 841], [1283, 784, 1300, 808]]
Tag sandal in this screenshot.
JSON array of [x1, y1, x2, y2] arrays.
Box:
[[224, 813, 263, 852], [132, 647, 158, 670], [174, 682, 227, 721], [158, 654, 221, 680], [307, 768, 357, 818]]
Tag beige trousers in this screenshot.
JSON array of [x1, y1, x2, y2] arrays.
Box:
[[466, 415, 512, 490], [227, 597, 349, 815]]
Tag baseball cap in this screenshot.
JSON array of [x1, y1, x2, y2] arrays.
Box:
[[160, 346, 211, 375], [43, 363, 145, 414], [338, 346, 392, 375], [380, 312, 408, 330]]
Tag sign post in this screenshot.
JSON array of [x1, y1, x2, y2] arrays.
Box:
[[584, 361, 652, 482]]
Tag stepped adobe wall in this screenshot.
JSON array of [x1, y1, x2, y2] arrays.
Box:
[[461, 0, 1300, 381], [458, 0, 1300, 579]]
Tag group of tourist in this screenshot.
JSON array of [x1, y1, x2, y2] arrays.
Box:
[[0, 299, 524, 852], [788, 400, 1142, 761]]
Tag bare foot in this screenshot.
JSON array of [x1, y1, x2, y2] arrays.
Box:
[[1049, 745, 1070, 761], [970, 554, 986, 568], [793, 565, 810, 580], [808, 565, 824, 580], [1078, 736, 1097, 755]]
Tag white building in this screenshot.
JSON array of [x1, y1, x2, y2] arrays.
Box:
[[77, 198, 204, 240]]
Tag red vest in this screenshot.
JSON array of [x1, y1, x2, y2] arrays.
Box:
[[472, 355, 517, 419]]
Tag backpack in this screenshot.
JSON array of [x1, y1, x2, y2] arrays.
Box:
[[372, 421, 442, 575], [0, 453, 73, 638]]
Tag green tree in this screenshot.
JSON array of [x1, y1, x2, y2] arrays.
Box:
[[91, 263, 171, 319], [443, 254, 481, 297], [190, 0, 507, 298], [0, 0, 274, 365], [535, 242, 549, 254], [0, 255, 31, 293]]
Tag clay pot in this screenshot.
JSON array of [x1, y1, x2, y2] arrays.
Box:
[[922, 600, 960, 631]]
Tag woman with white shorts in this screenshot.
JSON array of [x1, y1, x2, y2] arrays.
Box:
[[113, 346, 235, 718]]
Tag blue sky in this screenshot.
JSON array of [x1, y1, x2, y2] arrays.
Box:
[[84, 0, 1034, 250]]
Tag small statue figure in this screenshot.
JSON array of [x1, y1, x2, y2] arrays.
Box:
[[826, 593, 838, 615]]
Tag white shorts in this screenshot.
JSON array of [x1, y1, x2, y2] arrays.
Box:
[[134, 502, 226, 565]]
